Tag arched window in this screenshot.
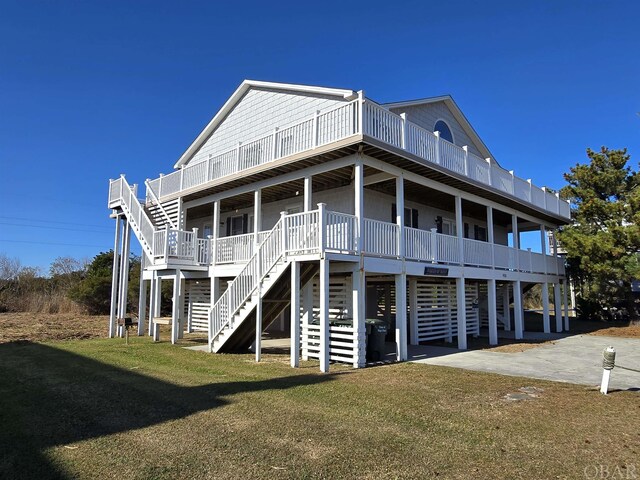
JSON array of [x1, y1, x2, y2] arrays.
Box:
[[434, 120, 454, 143]]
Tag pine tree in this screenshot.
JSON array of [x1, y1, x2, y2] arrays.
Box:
[[559, 147, 640, 321]]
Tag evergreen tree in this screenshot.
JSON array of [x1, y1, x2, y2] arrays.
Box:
[[69, 251, 140, 314], [559, 147, 640, 321]]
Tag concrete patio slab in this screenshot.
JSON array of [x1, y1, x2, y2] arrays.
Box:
[[409, 334, 640, 391]]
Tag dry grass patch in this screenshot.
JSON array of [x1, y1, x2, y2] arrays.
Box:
[[0, 312, 107, 343], [588, 323, 640, 339]]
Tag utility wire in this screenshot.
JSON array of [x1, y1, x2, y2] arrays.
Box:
[[0, 216, 113, 230], [0, 222, 113, 234], [0, 239, 109, 248]]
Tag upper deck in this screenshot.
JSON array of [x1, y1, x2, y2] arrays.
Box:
[[143, 94, 570, 222]]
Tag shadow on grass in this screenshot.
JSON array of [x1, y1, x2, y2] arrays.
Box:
[[0, 341, 334, 480]]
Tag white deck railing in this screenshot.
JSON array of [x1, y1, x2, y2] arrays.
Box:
[[362, 218, 400, 257], [141, 97, 570, 220], [147, 100, 359, 200], [111, 174, 565, 274], [205, 212, 564, 275], [362, 100, 571, 219]]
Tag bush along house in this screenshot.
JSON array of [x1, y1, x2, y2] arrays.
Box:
[[107, 80, 571, 372]]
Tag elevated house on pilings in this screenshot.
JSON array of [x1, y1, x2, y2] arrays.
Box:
[[107, 80, 571, 372]]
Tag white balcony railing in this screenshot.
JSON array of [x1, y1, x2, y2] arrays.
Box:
[[147, 100, 360, 200], [143, 96, 570, 220]]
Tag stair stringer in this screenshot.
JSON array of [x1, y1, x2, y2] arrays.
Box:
[[211, 258, 291, 352], [215, 262, 319, 353]]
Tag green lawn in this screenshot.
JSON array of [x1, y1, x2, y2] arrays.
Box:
[[1, 337, 638, 479]]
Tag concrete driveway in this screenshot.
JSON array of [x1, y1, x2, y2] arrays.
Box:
[[409, 333, 640, 391]]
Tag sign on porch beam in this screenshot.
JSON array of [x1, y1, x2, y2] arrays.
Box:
[[423, 266, 450, 276]]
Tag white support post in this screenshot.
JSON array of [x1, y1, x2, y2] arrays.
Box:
[[177, 197, 184, 230], [434, 130, 441, 164], [171, 270, 181, 344], [455, 196, 464, 264], [513, 280, 524, 340], [280, 211, 288, 260], [212, 200, 220, 265], [486, 158, 492, 186], [357, 90, 364, 134], [540, 224, 547, 274], [302, 281, 313, 361], [319, 258, 330, 373], [512, 214, 519, 270], [303, 176, 312, 212], [409, 277, 418, 346], [236, 141, 242, 172], [290, 261, 300, 367], [137, 255, 146, 336], [554, 282, 562, 332], [396, 175, 405, 258], [109, 215, 122, 338], [318, 203, 327, 255], [488, 279, 498, 346], [395, 273, 408, 361], [487, 206, 495, 268], [312, 111, 319, 149], [254, 189, 262, 246], [192, 228, 198, 263], [152, 275, 161, 341], [117, 221, 131, 338], [456, 277, 467, 350], [542, 282, 551, 333], [272, 127, 279, 160], [164, 224, 170, 263], [352, 264, 366, 367], [400, 113, 407, 149], [462, 145, 469, 176], [147, 272, 155, 337], [563, 280, 570, 331], [178, 277, 186, 339], [502, 284, 512, 331], [354, 160, 364, 254], [255, 282, 262, 363], [430, 228, 437, 262]]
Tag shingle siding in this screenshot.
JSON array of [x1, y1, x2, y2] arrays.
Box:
[[388, 102, 484, 158], [186, 88, 347, 166]]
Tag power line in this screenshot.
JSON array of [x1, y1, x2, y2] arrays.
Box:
[[0, 222, 113, 234], [0, 239, 109, 248], [0, 216, 114, 230]]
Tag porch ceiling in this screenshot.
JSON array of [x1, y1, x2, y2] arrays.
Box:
[[187, 163, 379, 217], [181, 142, 361, 212], [360, 140, 567, 225], [181, 137, 565, 225]]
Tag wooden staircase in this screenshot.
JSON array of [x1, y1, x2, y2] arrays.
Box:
[[214, 262, 319, 352], [208, 213, 321, 353]]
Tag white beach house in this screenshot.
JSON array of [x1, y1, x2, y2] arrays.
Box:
[[107, 80, 571, 372]]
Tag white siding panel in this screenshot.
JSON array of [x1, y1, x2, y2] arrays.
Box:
[[389, 102, 483, 158], [187, 88, 347, 166]]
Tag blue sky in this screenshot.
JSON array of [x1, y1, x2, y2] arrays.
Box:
[[1, 0, 638, 272]]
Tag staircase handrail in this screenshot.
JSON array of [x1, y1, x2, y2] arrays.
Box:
[[111, 176, 156, 258], [145, 179, 177, 229], [208, 217, 285, 342]]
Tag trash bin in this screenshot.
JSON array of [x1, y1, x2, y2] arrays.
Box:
[[365, 318, 388, 361], [329, 318, 353, 328]]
